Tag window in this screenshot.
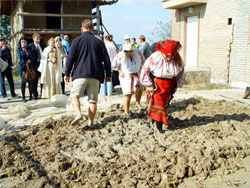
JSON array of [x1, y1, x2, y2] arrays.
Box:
[[45, 1, 61, 29]]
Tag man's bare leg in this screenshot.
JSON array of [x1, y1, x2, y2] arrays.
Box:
[[71, 97, 82, 125], [88, 102, 97, 126], [71, 97, 81, 113]]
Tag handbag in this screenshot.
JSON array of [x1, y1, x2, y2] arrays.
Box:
[[0, 57, 8, 72], [25, 63, 36, 81]]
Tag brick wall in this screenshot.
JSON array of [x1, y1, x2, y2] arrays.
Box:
[[230, 0, 250, 87], [171, 9, 180, 41], [247, 11, 250, 84], [170, 0, 250, 87]]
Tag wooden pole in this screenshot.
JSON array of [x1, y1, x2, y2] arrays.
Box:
[[17, 12, 101, 18], [18, 0, 24, 34], [22, 30, 81, 34], [61, 1, 64, 30], [96, 3, 101, 36]]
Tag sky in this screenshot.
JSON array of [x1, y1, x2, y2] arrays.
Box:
[[99, 0, 171, 45]]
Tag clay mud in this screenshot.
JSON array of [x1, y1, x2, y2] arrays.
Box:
[[0, 96, 249, 188]]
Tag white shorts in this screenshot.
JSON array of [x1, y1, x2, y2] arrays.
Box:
[[70, 78, 100, 103]]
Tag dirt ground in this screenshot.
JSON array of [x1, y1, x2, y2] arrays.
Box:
[[0, 95, 249, 188]]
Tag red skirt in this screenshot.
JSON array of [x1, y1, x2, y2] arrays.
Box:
[[146, 77, 176, 125]]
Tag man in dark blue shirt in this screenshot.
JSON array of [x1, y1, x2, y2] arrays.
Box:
[[64, 19, 112, 126]]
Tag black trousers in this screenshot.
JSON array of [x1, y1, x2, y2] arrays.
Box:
[[61, 73, 65, 94], [112, 70, 120, 87], [0, 67, 16, 98]]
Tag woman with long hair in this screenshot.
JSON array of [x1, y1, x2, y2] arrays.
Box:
[[38, 38, 62, 98], [17, 37, 35, 102], [55, 36, 67, 94]]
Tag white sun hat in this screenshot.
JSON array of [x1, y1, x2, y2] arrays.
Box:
[[123, 43, 134, 52], [124, 35, 130, 40]]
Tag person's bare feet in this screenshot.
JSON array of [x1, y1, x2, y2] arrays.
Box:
[[136, 102, 142, 109], [88, 120, 95, 127], [124, 112, 129, 116], [71, 113, 82, 125]]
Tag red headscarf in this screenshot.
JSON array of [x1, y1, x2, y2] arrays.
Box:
[[156, 40, 182, 66]]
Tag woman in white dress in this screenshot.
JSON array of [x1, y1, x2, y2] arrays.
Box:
[[38, 38, 62, 98], [55, 36, 67, 94], [112, 43, 145, 115]]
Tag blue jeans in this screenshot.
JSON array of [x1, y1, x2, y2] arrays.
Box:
[[100, 75, 112, 96], [0, 68, 16, 98]]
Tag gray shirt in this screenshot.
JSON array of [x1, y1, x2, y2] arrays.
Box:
[[140, 42, 152, 60]]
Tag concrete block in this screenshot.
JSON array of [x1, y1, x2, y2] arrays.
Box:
[[184, 67, 211, 85]]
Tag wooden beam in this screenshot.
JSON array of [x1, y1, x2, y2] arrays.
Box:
[[10, 29, 103, 39], [60, 1, 63, 30], [23, 30, 81, 34], [96, 3, 101, 35], [10, 30, 81, 39], [18, 0, 24, 34], [17, 12, 101, 18]]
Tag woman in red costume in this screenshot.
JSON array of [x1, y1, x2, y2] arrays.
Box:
[[140, 40, 184, 133]]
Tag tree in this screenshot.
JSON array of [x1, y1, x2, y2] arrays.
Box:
[[149, 18, 172, 44], [0, 14, 11, 43]]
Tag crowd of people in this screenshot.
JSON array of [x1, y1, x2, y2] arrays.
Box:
[[0, 33, 71, 102], [63, 19, 184, 133], [0, 19, 184, 134]]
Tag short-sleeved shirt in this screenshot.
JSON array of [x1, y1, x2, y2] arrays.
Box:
[[140, 42, 152, 60]]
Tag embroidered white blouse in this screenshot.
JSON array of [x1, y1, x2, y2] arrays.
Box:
[[140, 51, 184, 88], [112, 49, 145, 74]]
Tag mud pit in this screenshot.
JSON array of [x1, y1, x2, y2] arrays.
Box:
[[0, 96, 249, 188]]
